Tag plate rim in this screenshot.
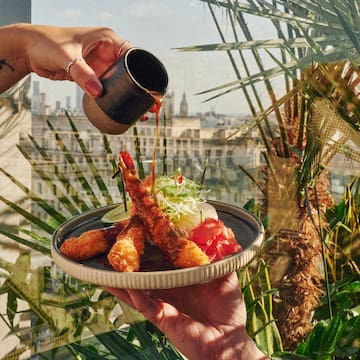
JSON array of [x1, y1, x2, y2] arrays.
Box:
[[51, 200, 264, 289]]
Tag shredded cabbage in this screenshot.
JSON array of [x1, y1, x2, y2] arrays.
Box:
[[153, 175, 209, 226]]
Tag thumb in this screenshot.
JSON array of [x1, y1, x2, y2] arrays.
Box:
[[68, 57, 103, 97]]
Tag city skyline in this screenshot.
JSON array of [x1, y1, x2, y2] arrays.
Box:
[[31, 79, 252, 127], [32, 80, 85, 116]]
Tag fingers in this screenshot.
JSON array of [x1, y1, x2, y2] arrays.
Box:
[[105, 287, 135, 308], [64, 31, 133, 97], [105, 287, 176, 329], [67, 57, 103, 97]]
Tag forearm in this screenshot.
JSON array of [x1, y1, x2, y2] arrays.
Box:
[[0, 23, 30, 93]]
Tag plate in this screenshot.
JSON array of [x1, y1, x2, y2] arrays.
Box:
[[51, 200, 264, 289]]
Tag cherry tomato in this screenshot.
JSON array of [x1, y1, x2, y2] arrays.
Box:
[[190, 218, 241, 262], [177, 174, 183, 185]]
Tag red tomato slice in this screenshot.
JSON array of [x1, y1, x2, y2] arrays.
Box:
[[190, 218, 242, 262], [190, 218, 223, 245]]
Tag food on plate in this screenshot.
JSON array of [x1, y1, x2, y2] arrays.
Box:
[[118, 151, 210, 268], [60, 151, 242, 271], [107, 215, 146, 272], [60, 221, 127, 261]]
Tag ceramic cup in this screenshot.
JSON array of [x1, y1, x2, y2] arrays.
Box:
[[83, 47, 168, 134]]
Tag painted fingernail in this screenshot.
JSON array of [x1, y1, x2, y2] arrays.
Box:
[[85, 79, 103, 97]]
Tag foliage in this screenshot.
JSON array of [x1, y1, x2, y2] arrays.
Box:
[[1, 0, 360, 358], [184, 0, 360, 357], [326, 177, 360, 281], [238, 259, 283, 355]]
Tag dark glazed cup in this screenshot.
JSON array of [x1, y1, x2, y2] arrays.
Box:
[[83, 47, 168, 134]]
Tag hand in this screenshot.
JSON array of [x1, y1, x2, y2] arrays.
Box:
[[24, 24, 132, 96], [0, 23, 132, 96], [106, 272, 268, 360]]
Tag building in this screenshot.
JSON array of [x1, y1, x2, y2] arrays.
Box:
[[32, 80, 40, 114], [75, 85, 84, 115], [179, 91, 188, 117], [29, 91, 265, 221]]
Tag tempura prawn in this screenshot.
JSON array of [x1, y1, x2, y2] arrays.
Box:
[[107, 215, 146, 272], [60, 221, 127, 261], [118, 151, 210, 268]]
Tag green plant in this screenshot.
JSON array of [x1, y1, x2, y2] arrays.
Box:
[[178, 0, 360, 354], [2, 1, 360, 358], [238, 259, 283, 355], [326, 176, 360, 282], [273, 276, 360, 359]]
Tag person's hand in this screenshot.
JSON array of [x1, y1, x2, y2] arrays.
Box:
[[0, 23, 131, 96], [106, 272, 268, 360], [24, 24, 132, 96]]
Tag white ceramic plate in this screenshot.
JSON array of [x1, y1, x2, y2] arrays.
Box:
[[51, 200, 264, 289]]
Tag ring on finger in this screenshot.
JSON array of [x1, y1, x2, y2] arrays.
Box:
[[65, 56, 83, 78], [117, 40, 130, 57]]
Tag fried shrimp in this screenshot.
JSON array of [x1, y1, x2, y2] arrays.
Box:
[[107, 215, 146, 272], [60, 221, 127, 261], [118, 151, 210, 268]]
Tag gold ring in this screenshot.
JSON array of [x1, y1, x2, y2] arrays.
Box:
[[117, 40, 129, 57], [65, 56, 83, 77]]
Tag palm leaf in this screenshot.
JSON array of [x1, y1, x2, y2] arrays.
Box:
[[94, 331, 147, 360], [101, 133, 125, 195], [0, 195, 55, 234], [46, 120, 103, 208], [197, 0, 360, 102], [0, 167, 67, 224], [65, 111, 114, 205], [16, 143, 80, 216], [26, 133, 91, 213], [207, 2, 275, 145], [195, 46, 354, 100], [176, 37, 345, 53], [0, 230, 50, 256]]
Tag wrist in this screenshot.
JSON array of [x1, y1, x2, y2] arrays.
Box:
[[2, 23, 31, 74], [13, 23, 33, 74], [0, 23, 31, 93], [217, 329, 269, 360]]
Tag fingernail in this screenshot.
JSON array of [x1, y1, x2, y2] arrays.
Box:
[[85, 79, 103, 97]]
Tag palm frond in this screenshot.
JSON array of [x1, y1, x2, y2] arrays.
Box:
[[65, 111, 114, 205], [46, 120, 102, 209], [26, 133, 91, 213], [0, 230, 50, 256], [16, 143, 81, 216], [176, 37, 345, 53], [0, 167, 67, 224], [0, 195, 55, 234]]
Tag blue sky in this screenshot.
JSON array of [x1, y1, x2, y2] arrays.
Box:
[[32, 0, 270, 115]]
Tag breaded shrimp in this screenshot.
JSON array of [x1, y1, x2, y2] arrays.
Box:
[[118, 151, 210, 268], [60, 221, 127, 261], [107, 215, 146, 272]]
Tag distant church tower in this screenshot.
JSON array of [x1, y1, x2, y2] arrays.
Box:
[[179, 91, 188, 117], [163, 90, 175, 119]]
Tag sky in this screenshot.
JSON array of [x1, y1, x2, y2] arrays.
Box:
[[31, 0, 271, 115]]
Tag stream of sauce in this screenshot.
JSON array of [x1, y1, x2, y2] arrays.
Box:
[[150, 95, 163, 186]]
